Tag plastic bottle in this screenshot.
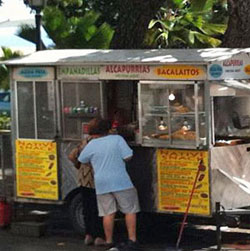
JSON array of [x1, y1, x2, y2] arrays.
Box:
[[77, 100, 86, 114]]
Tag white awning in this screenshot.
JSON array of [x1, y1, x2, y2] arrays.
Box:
[[3, 48, 250, 66], [210, 80, 250, 96], [221, 79, 250, 91]]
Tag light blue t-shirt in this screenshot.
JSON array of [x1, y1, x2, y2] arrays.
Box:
[[78, 135, 133, 195]]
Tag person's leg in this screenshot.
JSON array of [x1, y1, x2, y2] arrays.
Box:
[[80, 187, 94, 245], [103, 212, 115, 244], [125, 213, 137, 242], [97, 193, 117, 245], [88, 189, 102, 236], [114, 188, 140, 244], [86, 189, 105, 245]]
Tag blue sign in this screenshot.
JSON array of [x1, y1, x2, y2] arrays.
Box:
[[18, 68, 48, 78], [209, 64, 223, 78]]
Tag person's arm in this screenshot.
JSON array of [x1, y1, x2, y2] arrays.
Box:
[[124, 156, 132, 162], [118, 136, 133, 161], [68, 140, 87, 169], [78, 143, 92, 164], [68, 147, 81, 169]]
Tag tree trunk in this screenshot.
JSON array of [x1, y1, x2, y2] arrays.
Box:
[[222, 0, 250, 48], [110, 0, 165, 49]]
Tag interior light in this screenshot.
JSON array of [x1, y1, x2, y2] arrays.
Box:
[[158, 117, 168, 131], [169, 93, 175, 101], [181, 120, 191, 133]]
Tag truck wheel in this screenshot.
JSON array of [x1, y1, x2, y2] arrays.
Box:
[[68, 192, 86, 235]]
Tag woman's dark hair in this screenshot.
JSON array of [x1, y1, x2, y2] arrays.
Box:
[[88, 118, 111, 135]]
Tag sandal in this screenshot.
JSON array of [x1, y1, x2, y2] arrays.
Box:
[[94, 237, 106, 246], [84, 234, 94, 245]]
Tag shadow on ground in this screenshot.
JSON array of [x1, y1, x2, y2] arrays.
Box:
[[7, 204, 250, 251]]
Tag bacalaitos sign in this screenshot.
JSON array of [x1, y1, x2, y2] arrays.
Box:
[[58, 64, 206, 80], [154, 65, 205, 79]]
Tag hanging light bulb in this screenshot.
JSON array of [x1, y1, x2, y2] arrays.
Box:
[[181, 120, 191, 133], [158, 117, 168, 131], [169, 92, 175, 101]]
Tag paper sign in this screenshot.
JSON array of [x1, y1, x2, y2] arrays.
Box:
[[157, 149, 210, 216], [16, 139, 58, 200]]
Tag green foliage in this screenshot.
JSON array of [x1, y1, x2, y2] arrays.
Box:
[[46, 0, 87, 18], [0, 47, 22, 90], [0, 47, 22, 130], [17, 24, 47, 49], [42, 7, 114, 49], [18, 24, 36, 45], [146, 0, 228, 48], [46, 0, 119, 27], [20, 0, 115, 49], [0, 113, 10, 130], [21, 0, 227, 49]]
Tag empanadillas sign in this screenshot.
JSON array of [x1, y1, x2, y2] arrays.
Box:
[[58, 64, 206, 80]]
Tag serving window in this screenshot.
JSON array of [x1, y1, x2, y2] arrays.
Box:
[[138, 81, 206, 149], [60, 81, 105, 140], [213, 95, 250, 145]]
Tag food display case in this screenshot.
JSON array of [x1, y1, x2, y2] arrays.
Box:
[[212, 88, 250, 144], [138, 81, 206, 149], [209, 82, 250, 211]]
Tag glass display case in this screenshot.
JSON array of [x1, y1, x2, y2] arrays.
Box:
[[213, 95, 250, 144], [138, 81, 206, 149]]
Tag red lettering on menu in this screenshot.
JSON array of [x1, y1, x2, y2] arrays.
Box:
[[169, 152, 178, 160], [33, 143, 41, 150], [26, 143, 33, 149], [163, 206, 180, 210], [159, 150, 205, 162], [106, 65, 112, 73], [223, 60, 243, 66], [17, 140, 54, 151], [17, 140, 26, 150], [105, 65, 150, 74], [46, 142, 55, 151]]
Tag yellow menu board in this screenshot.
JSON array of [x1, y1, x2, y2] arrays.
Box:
[[157, 149, 210, 216], [16, 139, 58, 200]]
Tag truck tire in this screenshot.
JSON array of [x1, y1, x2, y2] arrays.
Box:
[[68, 192, 86, 235]]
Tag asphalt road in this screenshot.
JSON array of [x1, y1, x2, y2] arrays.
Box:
[[0, 226, 217, 251], [1, 205, 250, 251]]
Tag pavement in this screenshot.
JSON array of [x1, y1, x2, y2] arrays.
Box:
[[1, 205, 250, 251], [0, 221, 223, 251], [0, 227, 217, 251], [2, 224, 250, 251]]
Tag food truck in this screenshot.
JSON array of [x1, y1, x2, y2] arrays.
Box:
[[3, 48, 250, 233]]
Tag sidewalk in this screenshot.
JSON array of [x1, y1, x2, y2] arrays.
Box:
[[1, 203, 250, 251], [0, 227, 217, 251], [0, 225, 245, 251]]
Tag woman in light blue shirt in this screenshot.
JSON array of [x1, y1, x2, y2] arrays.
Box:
[[78, 119, 140, 250]]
